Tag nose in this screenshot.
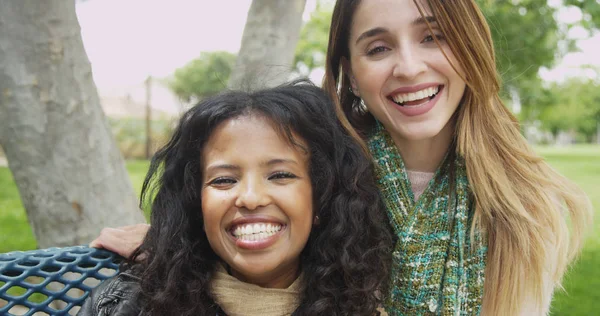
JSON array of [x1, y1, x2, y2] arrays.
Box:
[[234, 176, 270, 210], [392, 44, 427, 80]]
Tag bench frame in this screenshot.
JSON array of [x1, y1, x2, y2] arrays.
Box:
[[0, 246, 121, 316]]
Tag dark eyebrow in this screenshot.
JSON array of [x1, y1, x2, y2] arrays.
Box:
[[205, 164, 239, 173], [205, 159, 298, 172], [355, 27, 389, 45], [263, 158, 298, 167], [354, 16, 438, 45], [412, 15, 437, 26]]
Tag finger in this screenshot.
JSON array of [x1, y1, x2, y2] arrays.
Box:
[[89, 228, 126, 252], [88, 238, 103, 249], [89, 227, 116, 248]]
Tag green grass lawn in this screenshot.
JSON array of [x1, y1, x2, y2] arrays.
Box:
[[0, 160, 151, 253], [1, 147, 598, 315], [535, 145, 600, 316]]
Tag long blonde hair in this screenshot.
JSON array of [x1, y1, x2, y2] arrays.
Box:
[[322, 0, 593, 314]]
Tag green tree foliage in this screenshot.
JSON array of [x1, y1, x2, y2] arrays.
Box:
[[538, 77, 600, 141], [169, 51, 236, 102], [565, 0, 600, 29], [477, 1, 562, 100], [293, 1, 333, 75]]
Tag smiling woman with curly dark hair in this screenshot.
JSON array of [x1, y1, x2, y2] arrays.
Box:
[[78, 80, 392, 316]]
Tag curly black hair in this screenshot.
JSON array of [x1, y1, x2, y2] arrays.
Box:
[[129, 79, 393, 315]]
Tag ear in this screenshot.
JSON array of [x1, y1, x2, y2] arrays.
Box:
[[341, 57, 360, 98]]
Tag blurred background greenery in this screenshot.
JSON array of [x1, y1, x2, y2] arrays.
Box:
[[1, 0, 598, 314]]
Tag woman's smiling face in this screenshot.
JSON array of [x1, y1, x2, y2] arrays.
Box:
[[347, 0, 466, 143], [201, 115, 313, 288]]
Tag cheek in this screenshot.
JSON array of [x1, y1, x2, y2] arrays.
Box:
[[434, 51, 465, 81], [446, 70, 466, 101], [354, 60, 387, 81], [352, 61, 394, 99], [201, 190, 227, 234], [291, 185, 314, 236]]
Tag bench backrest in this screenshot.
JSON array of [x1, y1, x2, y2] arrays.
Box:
[[0, 246, 121, 316]]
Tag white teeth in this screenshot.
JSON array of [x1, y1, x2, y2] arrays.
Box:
[[236, 229, 280, 241], [232, 223, 283, 239], [392, 86, 439, 104]]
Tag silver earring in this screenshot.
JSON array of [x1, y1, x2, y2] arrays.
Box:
[[359, 99, 368, 112]]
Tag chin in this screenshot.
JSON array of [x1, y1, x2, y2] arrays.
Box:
[[236, 264, 274, 278], [394, 124, 445, 142]]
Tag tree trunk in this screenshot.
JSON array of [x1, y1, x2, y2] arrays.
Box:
[[0, 0, 145, 248], [228, 0, 307, 90]]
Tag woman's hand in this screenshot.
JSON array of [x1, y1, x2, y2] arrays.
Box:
[[89, 223, 150, 259]]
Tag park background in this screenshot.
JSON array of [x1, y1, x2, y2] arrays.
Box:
[[0, 0, 599, 315]]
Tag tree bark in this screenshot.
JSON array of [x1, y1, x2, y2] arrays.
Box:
[[228, 0, 307, 90], [0, 0, 145, 248]]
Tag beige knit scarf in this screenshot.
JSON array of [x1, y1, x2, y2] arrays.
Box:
[[209, 264, 302, 316]]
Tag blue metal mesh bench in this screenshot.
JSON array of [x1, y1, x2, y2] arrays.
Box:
[[0, 246, 122, 316]]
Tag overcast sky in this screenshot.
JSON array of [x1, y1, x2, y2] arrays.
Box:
[[76, 0, 599, 90]]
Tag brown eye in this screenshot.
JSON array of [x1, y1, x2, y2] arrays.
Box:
[[422, 34, 445, 43], [268, 172, 297, 181], [367, 46, 390, 56], [209, 177, 237, 186]]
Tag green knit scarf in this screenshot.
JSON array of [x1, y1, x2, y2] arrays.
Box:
[[368, 123, 487, 315]]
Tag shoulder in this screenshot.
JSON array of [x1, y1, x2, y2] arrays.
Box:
[[77, 271, 142, 316]]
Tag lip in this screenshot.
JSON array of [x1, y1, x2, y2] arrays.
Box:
[[227, 215, 286, 251], [388, 85, 444, 117], [232, 226, 286, 250], [388, 82, 441, 95]]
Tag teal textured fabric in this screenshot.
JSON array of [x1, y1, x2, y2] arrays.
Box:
[[368, 122, 487, 315]]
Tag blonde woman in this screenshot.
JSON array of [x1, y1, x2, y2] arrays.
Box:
[[93, 0, 593, 314], [322, 0, 592, 314]]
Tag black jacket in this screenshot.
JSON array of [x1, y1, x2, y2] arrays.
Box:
[[77, 272, 143, 316], [77, 272, 227, 316]]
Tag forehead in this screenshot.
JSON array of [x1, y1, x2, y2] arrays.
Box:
[[351, 0, 432, 34], [202, 115, 308, 162]]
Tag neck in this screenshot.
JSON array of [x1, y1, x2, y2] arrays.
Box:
[[389, 120, 454, 172], [230, 262, 300, 289]]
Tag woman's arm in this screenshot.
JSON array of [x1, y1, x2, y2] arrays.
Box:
[[89, 223, 149, 258]]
